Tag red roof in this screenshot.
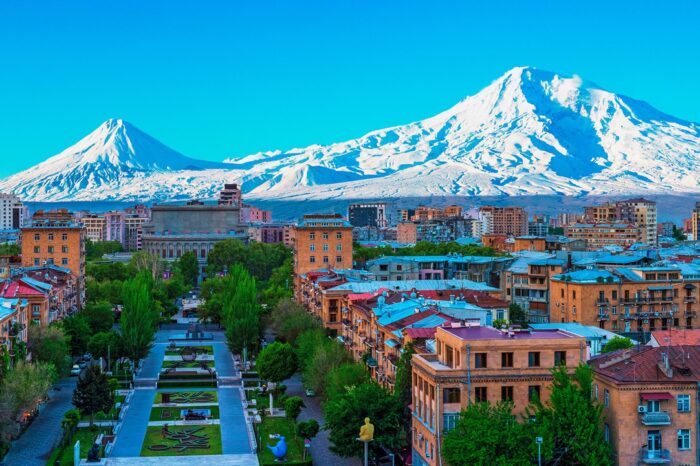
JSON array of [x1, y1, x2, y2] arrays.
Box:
[[651, 329, 700, 346], [404, 328, 437, 339], [590, 345, 700, 383]]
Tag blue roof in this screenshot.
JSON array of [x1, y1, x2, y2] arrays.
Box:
[[530, 323, 636, 343], [21, 276, 53, 291], [385, 339, 400, 348], [553, 269, 620, 283]]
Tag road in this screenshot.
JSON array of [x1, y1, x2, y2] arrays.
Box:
[[3, 377, 77, 466]]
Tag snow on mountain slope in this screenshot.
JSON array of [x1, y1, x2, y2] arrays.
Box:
[[2, 67, 699, 202]]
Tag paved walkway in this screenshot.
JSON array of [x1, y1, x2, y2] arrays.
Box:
[[110, 389, 156, 457], [86, 453, 259, 465], [3, 377, 77, 466], [213, 342, 236, 378], [218, 387, 252, 454], [138, 343, 166, 379]]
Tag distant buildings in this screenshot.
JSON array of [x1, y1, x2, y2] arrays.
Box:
[[0, 193, 27, 230], [248, 223, 292, 245], [291, 214, 353, 282], [691, 201, 700, 242], [75, 205, 150, 251], [478, 206, 528, 236], [564, 223, 641, 250], [348, 202, 388, 228], [584, 198, 658, 246]]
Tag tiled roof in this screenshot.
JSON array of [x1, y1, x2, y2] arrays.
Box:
[[442, 325, 577, 341], [590, 345, 700, 383], [404, 327, 438, 339], [651, 329, 700, 346]]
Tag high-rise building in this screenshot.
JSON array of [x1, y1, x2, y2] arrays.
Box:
[[218, 183, 242, 207], [0, 193, 27, 230], [79, 214, 107, 242], [291, 214, 353, 285], [478, 206, 528, 236], [691, 202, 700, 241], [585, 198, 657, 245], [347, 202, 388, 228]]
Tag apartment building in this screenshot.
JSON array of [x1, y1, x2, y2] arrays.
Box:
[[240, 204, 272, 223], [348, 202, 389, 228], [80, 214, 106, 242], [549, 265, 700, 334], [505, 254, 566, 323], [0, 296, 29, 358], [248, 223, 291, 245], [692, 202, 700, 242], [0, 193, 26, 230], [217, 183, 242, 207], [585, 198, 657, 246], [124, 214, 148, 251], [591, 346, 699, 466], [411, 324, 585, 466], [291, 214, 354, 281], [564, 223, 642, 250], [478, 206, 528, 236]]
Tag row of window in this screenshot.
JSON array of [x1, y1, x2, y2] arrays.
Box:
[[32, 233, 69, 241], [309, 243, 342, 252], [604, 425, 692, 451], [33, 246, 69, 253], [308, 232, 343, 240], [472, 350, 567, 368], [309, 256, 343, 264], [33, 258, 69, 266], [597, 386, 692, 413]]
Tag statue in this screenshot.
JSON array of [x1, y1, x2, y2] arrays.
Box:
[[266, 435, 287, 461], [86, 443, 100, 462], [358, 417, 374, 442]]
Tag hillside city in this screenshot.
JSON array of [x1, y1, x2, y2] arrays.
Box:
[[0, 185, 699, 466]]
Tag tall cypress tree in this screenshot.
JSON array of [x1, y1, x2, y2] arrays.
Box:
[[120, 272, 156, 361]]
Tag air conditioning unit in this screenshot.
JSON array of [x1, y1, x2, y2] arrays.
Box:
[[638, 405, 647, 413]]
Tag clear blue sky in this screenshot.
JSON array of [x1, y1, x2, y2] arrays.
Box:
[[1, 0, 698, 177]]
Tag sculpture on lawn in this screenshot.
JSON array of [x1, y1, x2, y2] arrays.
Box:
[[267, 435, 288, 461]]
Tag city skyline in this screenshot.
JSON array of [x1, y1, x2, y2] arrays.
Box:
[[1, 0, 699, 177]]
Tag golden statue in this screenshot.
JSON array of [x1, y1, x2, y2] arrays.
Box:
[[358, 417, 374, 442]]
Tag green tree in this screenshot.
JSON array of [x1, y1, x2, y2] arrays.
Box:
[[295, 329, 327, 373], [27, 324, 71, 375], [394, 341, 416, 428], [1, 361, 56, 418], [120, 272, 156, 361], [531, 364, 612, 465], [85, 240, 123, 260], [256, 342, 297, 383], [0, 244, 21, 255], [206, 239, 247, 277], [270, 299, 320, 343], [672, 225, 686, 241], [324, 382, 404, 458], [177, 251, 200, 287], [284, 396, 305, 422], [508, 302, 528, 326], [88, 331, 123, 361], [304, 340, 349, 395], [324, 362, 370, 400], [72, 366, 114, 426], [62, 315, 91, 356], [601, 336, 634, 353], [223, 267, 261, 357], [81, 301, 115, 334], [443, 401, 533, 466], [296, 419, 320, 440]]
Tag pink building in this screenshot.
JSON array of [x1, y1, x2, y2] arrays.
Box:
[[241, 204, 272, 224]]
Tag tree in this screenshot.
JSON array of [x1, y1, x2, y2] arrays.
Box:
[[85, 240, 123, 261], [88, 331, 123, 361], [394, 341, 416, 428], [284, 396, 305, 421], [206, 239, 247, 277], [120, 273, 156, 361], [270, 299, 320, 343], [508, 302, 528, 326], [1, 361, 56, 416], [672, 225, 686, 241], [256, 342, 297, 383], [129, 252, 162, 281], [81, 301, 115, 334], [324, 382, 404, 459], [0, 244, 20, 255], [531, 364, 612, 466], [27, 324, 70, 375], [61, 315, 91, 356], [177, 251, 200, 287], [294, 329, 327, 372], [443, 401, 533, 466], [223, 267, 261, 357], [296, 419, 320, 440], [72, 366, 114, 426], [324, 362, 370, 401], [304, 340, 349, 395], [601, 336, 634, 353]]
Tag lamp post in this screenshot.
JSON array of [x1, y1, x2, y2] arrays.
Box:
[[536, 436, 543, 466]]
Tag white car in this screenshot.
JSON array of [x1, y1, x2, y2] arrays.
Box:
[[70, 365, 81, 376]]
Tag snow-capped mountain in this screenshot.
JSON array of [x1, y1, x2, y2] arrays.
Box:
[[2, 66, 699, 202]]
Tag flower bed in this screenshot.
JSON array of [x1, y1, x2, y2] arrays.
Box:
[[140, 424, 222, 456]]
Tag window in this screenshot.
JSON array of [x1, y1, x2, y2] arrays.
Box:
[[336, 243, 342, 251], [322, 232, 329, 240], [443, 413, 459, 432], [677, 394, 691, 413], [62, 233, 68, 241], [445, 345, 454, 368], [323, 256, 329, 263], [61, 246, 68, 253], [336, 256, 342, 263], [396, 265, 402, 271], [604, 389, 609, 407], [501, 386, 513, 401], [309, 256, 316, 263], [48, 246, 54, 253], [62, 258, 68, 265], [309, 244, 315, 251], [611, 306, 617, 315], [33, 258, 40, 266], [475, 387, 487, 402], [604, 423, 610, 443], [501, 352, 513, 368], [309, 232, 315, 240], [443, 388, 460, 404], [474, 353, 487, 368], [528, 385, 541, 402], [678, 429, 691, 450], [572, 290, 576, 299], [33, 246, 40, 253], [34, 233, 40, 241], [336, 232, 342, 239], [595, 383, 599, 400], [560, 289, 564, 298], [612, 290, 618, 300], [528, 352, 540, 367], [322, 243, 329, 251], [48, 233, 54, 241], [554, 351, 567, 366]]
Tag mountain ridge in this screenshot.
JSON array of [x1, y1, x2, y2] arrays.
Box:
[[2, 66, 699, 202]]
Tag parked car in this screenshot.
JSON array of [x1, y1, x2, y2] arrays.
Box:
[[78, 361, 88, 369], [70, 365, 81, 376], [305, 388, 316, 397]]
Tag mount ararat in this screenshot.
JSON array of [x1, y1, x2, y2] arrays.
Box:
[[2, 66, 699, 202]]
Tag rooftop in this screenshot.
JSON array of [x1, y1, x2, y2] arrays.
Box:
[[590, 345, 700, 383], [328, 279, 497, 293], [552, 269, 620, 283], [441, 325, 578, 341], [650, 329, 700, 346]]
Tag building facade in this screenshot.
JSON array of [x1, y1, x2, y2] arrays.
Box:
[[0, 193, 26, 230], [564, 223, 642, 250], [478, 206, 528, 236], [291, 214, 354, 280], [348, 202, 389, 228]]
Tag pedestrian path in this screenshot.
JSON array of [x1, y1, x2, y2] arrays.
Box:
[[213, 342, 237, 377], [138, 344, 166, 380], [86, 453, 259, 465], [111, 388, 156, 457], [219, 387, 252, 454]]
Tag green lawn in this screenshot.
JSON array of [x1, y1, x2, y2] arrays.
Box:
[[245, 389, 285, 410], [149, 405, 220, 421], [162, 360, 214, 368], [155, 390, 218, 404], [258, 417, 306, 465], [140, 425, 222, 456], [50, 426, 111, 465], [164, 345, 214, 356]]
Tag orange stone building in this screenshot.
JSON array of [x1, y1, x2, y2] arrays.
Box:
[[411, 323, 585, 466], [291, 213, 353, 279], [478, 206, 528, 236], [591, 345, 700, 466]]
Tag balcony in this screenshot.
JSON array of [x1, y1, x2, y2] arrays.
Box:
[[685, 311, 697, 318], [640, 411, 671, 425], [684, 296, 696, 303], [640, 448, 671, 464], [597, 313, 609, 321], [596, 298, 610, 306]]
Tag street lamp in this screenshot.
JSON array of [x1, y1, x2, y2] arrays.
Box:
[[536, 436, 543, 466]]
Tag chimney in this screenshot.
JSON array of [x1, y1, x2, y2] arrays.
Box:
[[658, 352, 673, 378], [450, 295, 455, 303]]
